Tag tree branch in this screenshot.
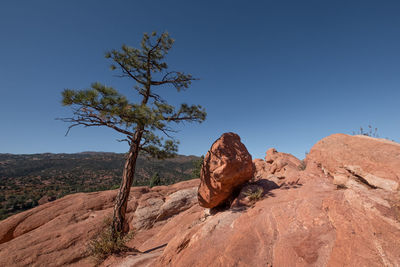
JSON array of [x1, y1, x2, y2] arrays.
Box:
[[149, 36, 163, 54], [57, 108, 134, 137], [156, 126, 176, 138], [117, 138, 132, 145], [150, 71, 197, 86], [115, 61, 146, 85], [163, 116, 203, 122]]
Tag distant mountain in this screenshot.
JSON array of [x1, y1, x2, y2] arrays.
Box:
[[0, 152, 200, 220]]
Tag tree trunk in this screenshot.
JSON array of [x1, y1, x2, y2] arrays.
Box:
[[111, 132, 142, 237], [112, 72, 150, 238]]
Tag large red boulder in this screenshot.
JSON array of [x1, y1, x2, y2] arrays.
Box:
[[197, 132, 254, 208]]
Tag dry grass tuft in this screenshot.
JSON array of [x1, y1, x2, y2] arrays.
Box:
[[243, 187, 264, 202], [87, 217, 134, 264]]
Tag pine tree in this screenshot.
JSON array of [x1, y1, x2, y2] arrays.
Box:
[[191, 155, 204, 178], [60, 31, 206, 238], [149, 172, 161, 188]]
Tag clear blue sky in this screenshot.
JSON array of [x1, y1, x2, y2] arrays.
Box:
[[1, 0, 399, 159]]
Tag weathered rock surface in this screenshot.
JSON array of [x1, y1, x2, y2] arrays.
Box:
[[155, 175, 400, 267], [307, 134, 400, 191], [253, 147, 305, 187], [153, 135, 400, 267], [2, 134, 400, 267], [155, 187, 198, 222], [198, 132, 254, 208], [0, 179, 199, 267], [37, 195, 56, 205]]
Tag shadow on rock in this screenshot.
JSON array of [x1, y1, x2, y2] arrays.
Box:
[[228, 179, 279, 212], [142, 243, 168, 254]]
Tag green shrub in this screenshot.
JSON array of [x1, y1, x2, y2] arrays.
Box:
[[298, 160, 307, 171], [191, 155, 204, 178], [149, 172, 161, 188], [243, 187, 263, 202]]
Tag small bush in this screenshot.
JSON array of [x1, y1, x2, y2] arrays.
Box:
[[149, 172, 161, 188], [298, 160, 307, 171], [352, 125, 397, 142], [87, 217, 133, 264], [243, 187, 263, 202], [352, 125, 379, 137]]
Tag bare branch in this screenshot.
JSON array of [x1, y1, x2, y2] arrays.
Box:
[[151, 71, 197, 86], [163, 116, 202, 122], [57, 107, 134, 137], [115, 61, 146, 85], [117, 138, 132, 145], [157, 126, 176, 138], [149, 36, 163, 54]]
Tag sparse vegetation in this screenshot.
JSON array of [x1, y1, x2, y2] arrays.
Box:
[[298, 160, 307, 171], [352, 125, 398, 142], [353, 125, 379, 137], [87, 217, 134, 264], [191, 155, 204, 178], [243, 187, 263, 202], [149, 172, 161, 188]]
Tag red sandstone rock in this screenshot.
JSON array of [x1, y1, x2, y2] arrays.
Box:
[[37, 195, 56, 205], [0, 179, 200, 267], [254, 147, 303, 187], [197, 132, 254, 208], [307, 134, 400, 191], [155, 168, 400, 267], [153, 136, 400, 267], [2, 134, 400, 267]]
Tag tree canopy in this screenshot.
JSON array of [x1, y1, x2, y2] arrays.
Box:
[[60, 31, 206, 159]]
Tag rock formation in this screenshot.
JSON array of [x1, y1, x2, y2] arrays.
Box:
[[1, 133, 400, 267], [253, 147, 305, 187], [197, 132, 254, 208], [307, 133, 400, 191], [154, 134, 400, 267], [0, 179, 199, 267]]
